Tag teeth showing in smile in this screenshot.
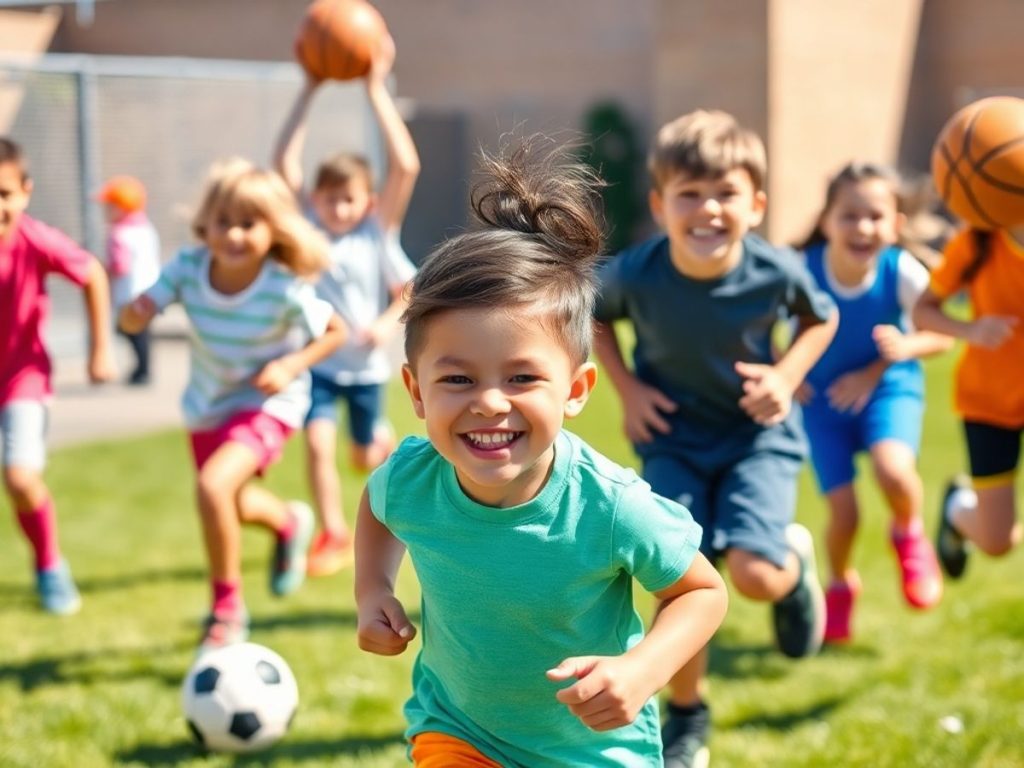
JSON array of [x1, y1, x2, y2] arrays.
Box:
[[465, 431, 519, 448], [690, 227, 721, 237]]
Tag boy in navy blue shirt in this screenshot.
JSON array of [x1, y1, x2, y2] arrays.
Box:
[[594, 109, 838, 768]]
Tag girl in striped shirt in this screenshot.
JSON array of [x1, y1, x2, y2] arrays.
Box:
[[120, 159, 347, 652]]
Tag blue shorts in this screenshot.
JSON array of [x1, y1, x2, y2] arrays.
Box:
[[304, 374, 383, 446], [642, 434, 802, 569], [803, 391, 923, 493]]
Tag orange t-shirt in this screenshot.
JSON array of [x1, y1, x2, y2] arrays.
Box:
[[930, 229, 1024, 428]]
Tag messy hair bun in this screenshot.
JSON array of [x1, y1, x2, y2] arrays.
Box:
[[403, 138, 606, 365]]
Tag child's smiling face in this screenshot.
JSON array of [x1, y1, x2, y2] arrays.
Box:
[[402, 306, 595, 508], [0, 161, 32, 241], [820, 177, 902, 271]]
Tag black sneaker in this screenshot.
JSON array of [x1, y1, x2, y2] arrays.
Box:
[[937, 476, 972, 579], [772, 523, 825, 659], [662, 701, 710, 768]]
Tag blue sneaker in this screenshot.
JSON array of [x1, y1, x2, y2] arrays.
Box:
[[270, 501, 314, 596], [36, 559, 82, 615]]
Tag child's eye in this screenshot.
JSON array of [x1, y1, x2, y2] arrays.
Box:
[[510, 374, 540, 384], [440, 375, 472, 385]]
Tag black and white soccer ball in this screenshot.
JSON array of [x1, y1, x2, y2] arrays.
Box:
[[181, 642, 299, 753]]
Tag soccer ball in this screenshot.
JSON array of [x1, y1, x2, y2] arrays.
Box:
[[181, 642, 299, 753]]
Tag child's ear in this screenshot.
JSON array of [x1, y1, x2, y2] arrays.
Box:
[[401, 364, 425, 419], [648, 189, 665, 227], [749, 189, 767, 227], [564, 362, 597, 419], [894, 210, 908, 236]]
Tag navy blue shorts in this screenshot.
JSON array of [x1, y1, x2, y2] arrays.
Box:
[[304, 373, 383, 446], [964, 419, 1022, 483], [641, 433, 802, 569]]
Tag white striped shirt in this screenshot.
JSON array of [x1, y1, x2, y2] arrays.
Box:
[[146, 246, 333, 430]]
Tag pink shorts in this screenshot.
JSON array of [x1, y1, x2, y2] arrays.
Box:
[[189, 410, 293, 476]]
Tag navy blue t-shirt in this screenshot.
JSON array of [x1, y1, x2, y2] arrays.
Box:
[[595, 233, 835, 452]]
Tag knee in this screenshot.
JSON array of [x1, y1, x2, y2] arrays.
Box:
[[726, 552, 785, 600], [3, 467, 46, 508], [195, 471, 235, 514], [873, 462, 918, 500]]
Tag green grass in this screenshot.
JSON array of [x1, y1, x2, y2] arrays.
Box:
[[1, 348, 1022, 767]]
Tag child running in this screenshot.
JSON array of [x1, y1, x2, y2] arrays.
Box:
[[119, 159, 347, 651], [592, 110, 837, 768], [797, 162, 951, 644], [914, 219, 1024, 575], [354, 142, 728, 767], [1, 136, 116, 614], [274, 31, 420, 577], [96, 175, 161, 385]]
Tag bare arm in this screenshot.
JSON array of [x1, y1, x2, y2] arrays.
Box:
[[272, 75, 320, 195], [361, 281, 411, 347], [547, 553, 727, 731], [366, 33, 421, 232], [774, 310, 839, 389], [81, 259, 116, 382], [354, 489, 417, 655], [913, 287, 1017, 349], [253, 313, 348, 394]]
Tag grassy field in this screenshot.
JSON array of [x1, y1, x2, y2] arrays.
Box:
[[0, 348, 1021, 768]]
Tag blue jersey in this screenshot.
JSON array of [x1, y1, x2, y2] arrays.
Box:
[[803, 243, 922, 400]]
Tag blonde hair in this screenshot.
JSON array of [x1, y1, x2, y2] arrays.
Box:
[[648, 109, 767, 192], [192, 158, 328, 277]]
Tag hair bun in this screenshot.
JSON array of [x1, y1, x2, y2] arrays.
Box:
[[472, 139, 605, 263]]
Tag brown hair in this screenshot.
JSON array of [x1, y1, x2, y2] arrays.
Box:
[[648, 110, 766, 191], [403, 139, 605, 366], [0, 137, 29, 182], [798, 161, 904, 251], [192, 158, 328, 277], [313, 152, 374, 192]]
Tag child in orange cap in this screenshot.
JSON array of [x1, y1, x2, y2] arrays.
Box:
[[97, 175, 161, 385]]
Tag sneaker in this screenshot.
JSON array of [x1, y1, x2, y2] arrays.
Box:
[[198, 610, 249, 655], [36, 559, 82, 615], [772, 523, 825, 658], [891, 522, 943, 608], [662, 701, 710, 768], [824, 572, 861, 644], [270, 501, 314, 596], [307, 530, 354, 577], [937, 476, 972, 579]]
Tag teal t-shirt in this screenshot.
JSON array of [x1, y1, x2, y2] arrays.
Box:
[[367, 430, 703, 767]]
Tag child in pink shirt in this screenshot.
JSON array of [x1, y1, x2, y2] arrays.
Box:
[[0, 137, 116, 614]]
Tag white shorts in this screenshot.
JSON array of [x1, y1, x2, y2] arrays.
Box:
[[0, 400, 48, 470]]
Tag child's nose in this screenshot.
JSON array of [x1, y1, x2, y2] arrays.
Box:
[[471, 386, 511, 416]]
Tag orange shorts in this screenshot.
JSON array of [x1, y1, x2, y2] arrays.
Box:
[[410, 732, 503, 767]]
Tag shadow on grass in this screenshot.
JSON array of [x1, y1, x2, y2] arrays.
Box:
[[75, 565, 208, 594], [0, 640, 192, 692], [723, 694, 848, 731], [117, 731, 406, 765]]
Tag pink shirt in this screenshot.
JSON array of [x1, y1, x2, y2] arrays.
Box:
[[0, 214, 95, 405]]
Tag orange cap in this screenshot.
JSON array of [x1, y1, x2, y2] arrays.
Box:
[[95, 175, 146, 213]]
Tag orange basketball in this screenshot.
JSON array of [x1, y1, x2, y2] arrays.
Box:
[[931, 96, 1024, 229], [294, 0, 387, 82]]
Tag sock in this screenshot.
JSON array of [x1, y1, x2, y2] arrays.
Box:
[[212, 579, 243, 618], [667, 700, 708, 717], [16, 498, 60, 571], [277, 507, 298, 541], [892, 516, 924, 539], [949, 487, 978, 534]]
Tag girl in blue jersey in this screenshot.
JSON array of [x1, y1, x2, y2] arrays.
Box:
[[354, 143, 728, 767], [798, 163, 952, 643]]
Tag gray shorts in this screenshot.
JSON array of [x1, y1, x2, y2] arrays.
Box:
[[1, 400, 49, 470]]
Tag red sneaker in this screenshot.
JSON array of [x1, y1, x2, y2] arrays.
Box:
[[891, 523, 943, 609], [824, 572, 861, 644], [307, 531, 354, 577]]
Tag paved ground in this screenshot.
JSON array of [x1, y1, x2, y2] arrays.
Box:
[[49, 334, 189, 448]]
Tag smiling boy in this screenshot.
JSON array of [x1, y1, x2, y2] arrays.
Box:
[[593, 110, 838, 768]]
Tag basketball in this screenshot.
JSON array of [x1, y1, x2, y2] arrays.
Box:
[[294, 0, 387, 82], [931, 96, 1024, 229]]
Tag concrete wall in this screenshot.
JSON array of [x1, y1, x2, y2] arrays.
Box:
[[767, 0, 923, 242]]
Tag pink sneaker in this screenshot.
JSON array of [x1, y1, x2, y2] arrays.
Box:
[[891, 523, 943, 609], [824, 572, 861, 644]]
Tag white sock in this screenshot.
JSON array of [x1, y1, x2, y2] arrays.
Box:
[[949, 487, 978, 532]]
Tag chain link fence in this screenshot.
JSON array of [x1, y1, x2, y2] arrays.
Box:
[[0, 52, 377, 358]]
